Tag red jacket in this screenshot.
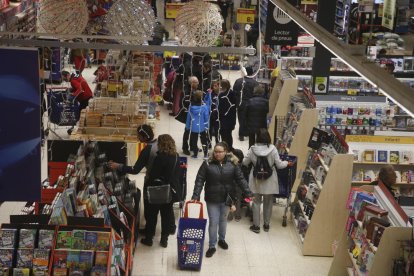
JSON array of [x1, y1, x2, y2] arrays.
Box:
[[70, 74, 93, 102]]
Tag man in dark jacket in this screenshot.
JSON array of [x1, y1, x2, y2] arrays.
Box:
[[218, 79, 237, 150], [232, 67, 258, 141], [245, 85, 269, 148]]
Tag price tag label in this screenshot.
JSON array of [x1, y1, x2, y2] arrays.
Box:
[[166, 3, 184, 19], [236, 8, 255, 24], [347, 89, 358, 95]]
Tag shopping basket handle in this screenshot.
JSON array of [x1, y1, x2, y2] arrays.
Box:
[[184, 200, 204, 219]]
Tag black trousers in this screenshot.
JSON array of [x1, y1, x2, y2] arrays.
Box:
[[142, 197, 176, 234], [209, 123, 219, 145], [248, 131, 256, 149], [220, 129, 233, 150], [182, 128, 190, 151], [190, 131, 209, 156], [145, 202, 173, 239]]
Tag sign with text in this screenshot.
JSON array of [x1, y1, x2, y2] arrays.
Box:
[[315, 95, 387, 103], [382, 0, 396, 29], [346, 135, 414, 144], [0, 47, 41, 201], [236, 8, 255, 24], [265, 1, 299, 46], [166, 3, 184, 19], [314, 77, 328, 93]]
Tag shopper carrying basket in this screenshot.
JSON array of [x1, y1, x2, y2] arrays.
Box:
[[177, 201, 207, 270], [191, 142, 253, 258]]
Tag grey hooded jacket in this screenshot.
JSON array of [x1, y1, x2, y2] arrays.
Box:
[[242, 144, 288, 194]]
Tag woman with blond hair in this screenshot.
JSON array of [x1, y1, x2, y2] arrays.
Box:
[[141, 134, 181, 248]]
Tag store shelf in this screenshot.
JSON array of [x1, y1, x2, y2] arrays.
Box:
[[297, 201, 311, 225], [347, 252, 363, 276], [317, 154, 330, 172], [293, 218, 305, 243], [309, 168, 323, 190], [354, 161, 414, 166]]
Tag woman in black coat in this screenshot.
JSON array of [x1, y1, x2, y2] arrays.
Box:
[[217, 79, 237, 150], [141, 134, 181, 248], [192, 142, 252, 258], [245, 85, 269, 148]]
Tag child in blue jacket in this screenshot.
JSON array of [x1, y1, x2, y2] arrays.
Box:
[[186, 90, 210, 159]]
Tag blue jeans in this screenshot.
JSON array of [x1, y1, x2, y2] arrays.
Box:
[[206, 201, 229, 248]]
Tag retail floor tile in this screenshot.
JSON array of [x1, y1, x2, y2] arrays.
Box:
[[248, 266, 281, 276]]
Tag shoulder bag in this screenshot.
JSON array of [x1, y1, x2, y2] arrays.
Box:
[[147, 155, 177, 204]]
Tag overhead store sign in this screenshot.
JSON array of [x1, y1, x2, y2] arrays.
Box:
[[382, 0, 396, 29], [0, 47, 41, 201], [265, 0, 299, 45], [346, 135, 414, 144], [166, 3, 185, 19], [236, 8, 255, 24]]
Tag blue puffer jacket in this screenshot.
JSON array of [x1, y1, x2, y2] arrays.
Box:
[[185, 104, 210, 133]]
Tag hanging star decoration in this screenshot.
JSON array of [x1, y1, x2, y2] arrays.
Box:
[[175, 0, 223, 47], [38, 0, 89, 34], [105, 0, 156, 45]]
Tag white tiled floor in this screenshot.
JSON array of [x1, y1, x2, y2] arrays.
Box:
[[0, 68, 332, 275]]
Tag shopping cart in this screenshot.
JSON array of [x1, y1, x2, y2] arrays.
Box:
[[47, 89, 80, 126], [177, 201, 207, 271], [276, 155, 297, 227]]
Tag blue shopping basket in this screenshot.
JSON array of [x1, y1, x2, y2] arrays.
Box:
[[47, 89, 80, 126], [177, 201, 207, 270]]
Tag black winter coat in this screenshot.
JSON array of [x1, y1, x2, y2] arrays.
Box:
[[192, 154, 252, 203], [202, 69, 222, 92], [147, 152, 182, 203], [217, 88, 236, 130], [245, 95, 269, 132], [233, 77, 258, 108]]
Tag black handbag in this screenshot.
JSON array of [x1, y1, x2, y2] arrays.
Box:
[[147, 156, 177, 204], [175, 108, 187, 124]]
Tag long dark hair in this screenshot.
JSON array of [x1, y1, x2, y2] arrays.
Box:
[[255, 128, 271, 146]]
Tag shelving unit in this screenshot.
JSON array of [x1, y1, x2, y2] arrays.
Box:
[[334, 0, 351, 42], [268, 70, 299, 144], [328, 185, 412, 276], [293, 153, 354, 256]]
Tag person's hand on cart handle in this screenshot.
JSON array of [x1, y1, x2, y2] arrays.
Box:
[[288, 161, 294, 167], [244, 197, 253, 203], [108, 160, 120, 170]]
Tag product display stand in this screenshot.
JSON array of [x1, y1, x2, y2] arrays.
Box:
[[289, 108, 319, 192], [328, 185, 412, 276], [292, 153, 354, 256], [329, 226, 411, 276], [268, 70, 299, 144]]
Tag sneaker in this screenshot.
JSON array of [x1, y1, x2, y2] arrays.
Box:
[[249, 225, 260, 233], [235, 215, 242, 222], [160, 237, 168, 248], [203, 155, 209, 160], [263, 224, 270, 232], [191, 154, 198, 159], [218, 240, 228, 250], [205, 247, 216, 257], [183, 149, 191, 156], [140, 238, 153, 246]]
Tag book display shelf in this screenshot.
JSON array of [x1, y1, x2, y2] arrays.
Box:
[[268, 70, 299, 145], [328, 184, 411, 276], [291, 127, 354, 256], [274, 86, 319, 192], [7, 141, 140, 276], [346, 135, 414, 187]]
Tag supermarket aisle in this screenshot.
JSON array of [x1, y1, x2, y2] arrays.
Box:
[[131, 71, 332, 275]]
